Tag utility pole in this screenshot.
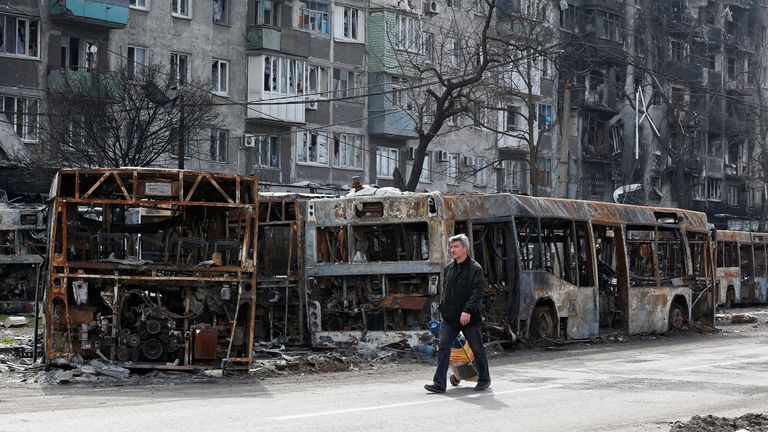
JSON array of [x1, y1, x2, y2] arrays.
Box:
[[178, 94, 185, 170], [558, 72, 572, 198]]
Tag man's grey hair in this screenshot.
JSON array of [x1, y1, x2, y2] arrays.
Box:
[[449, 234, 470, 249]]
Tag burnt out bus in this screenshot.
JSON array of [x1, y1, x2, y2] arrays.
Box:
[[714, 230, 768, 307], [302, 192, 715, 347], [45, 169, 262, 370]]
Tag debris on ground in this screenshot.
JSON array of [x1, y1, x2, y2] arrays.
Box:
[[670, 413, 768, 432], [3, 316, 27, 328], [731, 314, 759, 324]]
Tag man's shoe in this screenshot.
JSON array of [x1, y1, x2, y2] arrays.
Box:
[[474, 381, 491, 391], [424, 383, 446, 393]]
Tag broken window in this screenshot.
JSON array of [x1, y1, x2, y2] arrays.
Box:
[[626, 227, 656, 286], [516, 217, 543, 271], [753, 240, 767, 277], [316, 223, 429, 263], [740, 243, 754, 279], [540, 219, 593, 286], [516, 217, 593, 287], [656, 228, 685, 281], [687, 232, 708, 276], [717, 241, 739, 268]]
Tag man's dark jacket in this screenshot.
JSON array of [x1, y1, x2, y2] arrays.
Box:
[[439, 258, 486, 326]]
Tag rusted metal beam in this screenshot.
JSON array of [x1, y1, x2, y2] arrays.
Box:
[[82, 172, 111, 199]]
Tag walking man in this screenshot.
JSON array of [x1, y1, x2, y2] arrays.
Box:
[[425, 234, 491, 393]]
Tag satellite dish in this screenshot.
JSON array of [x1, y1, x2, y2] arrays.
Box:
[[88, 44, 98, 54]]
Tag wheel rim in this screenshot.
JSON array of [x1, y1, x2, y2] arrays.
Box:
[[533, 311, 554, 339], [670, 307, 685, 329]]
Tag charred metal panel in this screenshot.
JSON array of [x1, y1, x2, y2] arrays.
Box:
[[0, 203, 46, 314], [627, 287, 691, 334]]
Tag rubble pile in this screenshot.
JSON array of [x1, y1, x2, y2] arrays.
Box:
[[247, 341, 435, 378], [670, 413, 768, 432]]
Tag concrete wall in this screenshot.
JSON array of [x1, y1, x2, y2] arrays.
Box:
[[108, 0, 248, 175]]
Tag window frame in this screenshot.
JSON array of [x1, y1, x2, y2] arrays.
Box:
[[0, 14, 40, 59], [255, 0, 281, 26], [129, 0, 149, 10], [172, 0, 192, 18], [376, 147, 399, 179], [447, 153, 460, 184], [1, 95, 38, 142], [170, 52, 190, 85], [419, 151, 432, 183], [333, 68, 364, 102], [297, 129, 330, 166], [211, 59, 229, 95], [212, 0, 230, 25], [251, 135, 281, 169], [127, 45, 147, 80], [332, 133, 364, 170], [395, 14, 421, 53], [300, 0, 330, 35], [210, 128, 229, 163], [334, 5, 364, 42]]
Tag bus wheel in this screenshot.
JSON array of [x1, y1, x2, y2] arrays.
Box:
[[668, 302, 687, 331], [530, 305, 557, 342]]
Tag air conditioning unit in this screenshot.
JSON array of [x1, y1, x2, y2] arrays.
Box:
[[242, 135, 256, 148], [428, 0, 441, 14], [408, 147, 416, 160], [463, 156, 477, 167], [305, 96, 318, 110], [437, 150, 449, 162]]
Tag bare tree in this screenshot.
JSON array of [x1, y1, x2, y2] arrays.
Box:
[[374, 0, 565, 194], [480, 0, 563, 196], [371, 0, 500, 191], [36, 62, 221, 168]]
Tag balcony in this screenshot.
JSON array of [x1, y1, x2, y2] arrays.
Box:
[[662, 60, 704, 84], [724, 0, 753, 9], [246, 56, 306, 124], [580, 0, 621, 12], [498, 133, 529, 153], [368, 108, 417, 139], [49, 0, 129, 29], [707, 156, 724, 177], [246, 26, 311, 58], [668, 13, 699, 35], [367, 77, 417, 139], [47, 68, 94, 90], [247, 27, 281, 52]]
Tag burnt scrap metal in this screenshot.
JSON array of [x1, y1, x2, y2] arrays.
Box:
[[42, 171, 719, 365], [0, 202, 46, 314], [45, 168, 261, 370], [303, 192, 716, 348], [255, 193, 312, 345]]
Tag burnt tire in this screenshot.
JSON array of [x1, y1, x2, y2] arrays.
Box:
[[725, 288, 735, 309], [530, 305, 557, 342], [668, 302, 687, 331]]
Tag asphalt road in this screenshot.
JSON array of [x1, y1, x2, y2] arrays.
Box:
[[2, 326, 768, 432]]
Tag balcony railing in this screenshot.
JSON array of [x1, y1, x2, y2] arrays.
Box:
[[49, 0, 129, 29]]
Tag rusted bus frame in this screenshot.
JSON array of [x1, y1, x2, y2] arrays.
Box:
[[55, 168, 255, 207], [45, 168, 261, 369], [442, 194, 714, 340], [714, 230, 768, 306], [304, 193, 445, 348]]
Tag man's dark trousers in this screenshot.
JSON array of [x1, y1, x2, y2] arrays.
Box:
[[432, 321, 491, 389]]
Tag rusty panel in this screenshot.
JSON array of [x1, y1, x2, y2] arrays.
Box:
[[193, 330, 218, 360], [377, 295, 429, 310]]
